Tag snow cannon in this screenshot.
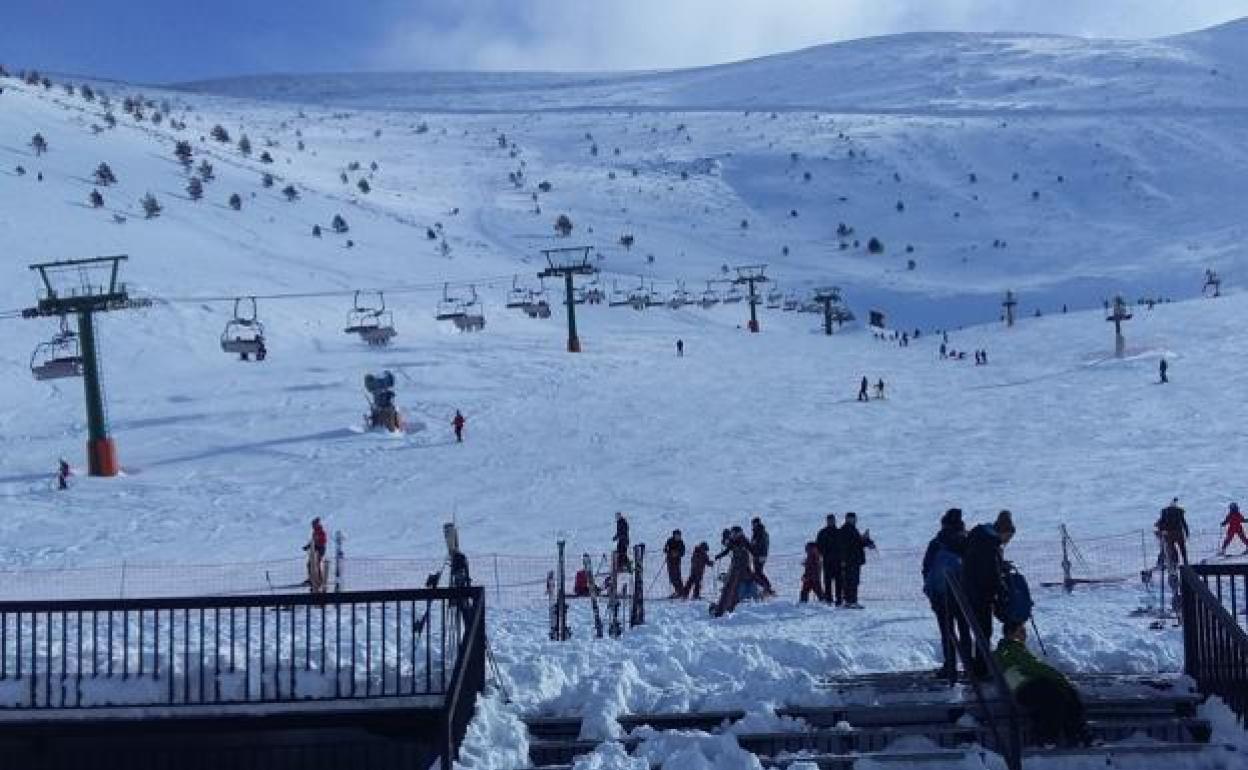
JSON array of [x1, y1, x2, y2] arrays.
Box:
[[363, 371, 403, 433]]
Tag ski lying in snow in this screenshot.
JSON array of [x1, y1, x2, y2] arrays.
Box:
[[607, 551, 623, 638], [584, 553, 603, 639], [629, 543, 645, 627]]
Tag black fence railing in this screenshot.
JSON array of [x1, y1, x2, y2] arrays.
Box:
[[945, 573, 1023, 770], [0, 587, 483, 710], [1182, 565, 1248, 723]]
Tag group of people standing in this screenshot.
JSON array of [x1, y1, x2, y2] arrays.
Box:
[[803, 513, 875, 607]]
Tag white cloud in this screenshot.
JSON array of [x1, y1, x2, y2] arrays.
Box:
[[373, 0, 1248, 71]]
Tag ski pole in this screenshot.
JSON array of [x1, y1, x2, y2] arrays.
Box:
[[1029, 616, 1048, 656]]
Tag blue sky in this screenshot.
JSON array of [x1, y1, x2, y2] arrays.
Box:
[[3, 0, 1246, 82]]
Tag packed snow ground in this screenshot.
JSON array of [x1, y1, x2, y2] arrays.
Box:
[[2, 20, 1248, 768]]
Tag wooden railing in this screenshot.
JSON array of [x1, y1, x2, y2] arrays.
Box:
[[1182, 564, 1248, 723]]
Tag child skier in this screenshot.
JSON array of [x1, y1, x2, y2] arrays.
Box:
[[1221, 502, 1248, 555], [800, 542, 826, 603], [684, 542, 711, 600]]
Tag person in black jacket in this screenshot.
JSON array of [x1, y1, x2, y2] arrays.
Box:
[[816, 514, 842, 605], [839, 512, 874, 607], [922, 508, 971, 679], [613, 512, 631, 571], [750, 517, 775, 596], [663, 529, 686, 597], [1155, 498, 1189, 566], [961, 509, 1016, 676]]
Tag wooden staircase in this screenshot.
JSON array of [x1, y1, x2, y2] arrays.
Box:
[[521, 671, 1227, 769]]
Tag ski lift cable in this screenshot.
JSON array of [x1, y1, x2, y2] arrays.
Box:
[[142, 273, 521, 305]]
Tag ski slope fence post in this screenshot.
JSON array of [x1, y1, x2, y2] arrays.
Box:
[[1060, 524, 1073, 593], [493, 554, 501, 605], [334, 531, 345, 593]]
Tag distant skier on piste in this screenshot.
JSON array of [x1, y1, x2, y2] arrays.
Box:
[[857, 376, 869, 402], [452, 410, 466, 442], [663, 529, 686, 597], [56, 458, 70, 491], [1159, 359, 1168, 384]]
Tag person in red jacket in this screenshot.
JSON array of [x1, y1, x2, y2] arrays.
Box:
[[1221, 502, 1248, 555], [800, 542, 826, 603], [452, 410, 466, 443], [304, 518, 329, 593]]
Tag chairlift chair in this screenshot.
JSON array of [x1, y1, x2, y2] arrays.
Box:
[[782, 293, 800, 312], [608, 281, 631, 307], [345, 291, 397, 346], [524, 292, 552, 319], [667, 282, 690, 309], [30, 319, 84, 381], [700, 282, 721, 309], [627, 278, 649, 310], [436, 283, 467, 321], [583, 277, 605, 305], [453, 285, 486, 331], [722, 285, 744, 304], [766, 287, 783, 309], [644, 282, 665, 308], [506, 275, 533, 310], [220, 297, 267, 359]]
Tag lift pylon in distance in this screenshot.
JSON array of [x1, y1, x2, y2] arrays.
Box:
[[538, 246, 596, 352]]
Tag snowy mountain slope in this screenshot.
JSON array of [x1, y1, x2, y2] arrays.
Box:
[[177, 23, 1248, 112]]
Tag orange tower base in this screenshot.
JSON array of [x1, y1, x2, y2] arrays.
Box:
[[87, 437, 119, 477]]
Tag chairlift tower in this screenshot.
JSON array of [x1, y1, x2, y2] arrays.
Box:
[[813, 286, 843, 336], [22, 256, 151, 476], [732, 264, 770, 333], [1203, 269, 1222, 298], [1106, 295, 1132, 359], [1003, 290, 1018, 327], [539, 246, 596, 352]]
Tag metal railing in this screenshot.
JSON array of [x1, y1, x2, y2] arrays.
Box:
[[0, 587, 483, 710], [1182, 565, 1248, 723], [441, 587, 487, 770], [945, 573, 1023, 770]]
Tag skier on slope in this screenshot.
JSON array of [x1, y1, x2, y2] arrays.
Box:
[[613, 512, 631, 571], [711, 528, 755, 617], [874, 378, 886, 399], [839, 512, 874, 608], [1155, 498, 1190, 566], [922, 508, 971, 679], [857, 376, 870, 402], [962, 510, 1016, 676], [676, 339, 684, 357], [684, 542, 711, 599], [303, 517, 329, 593], [56, 458, 70, 491], [816, 514, 843, 605], [800, 542, 826, 603], [452, 410, 466, 442], [1159, 359, 1168, 384], [750, 517, 775, 596], [663, 529, 686, 597], [1220, 502, 1247, 556]]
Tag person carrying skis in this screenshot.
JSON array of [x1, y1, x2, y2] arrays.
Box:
[[663, 529, 686, 597], [750, 517, 775, 596], [922, 508, 971, 679], [800, 542, 826, 603], [304, 517, 329, 593], [857, 376, 869, 402], [452, 410, 466, 442], [995, 621, 1092, 747], [816, 514, 842, 605], [1155, 498, 1189, 566], [613, 512, 631, 572], [684, 542, 711, 599], [962, 510, 1016, 676], [839, 512, 874, 608], [1220, 502, 1248, 555]]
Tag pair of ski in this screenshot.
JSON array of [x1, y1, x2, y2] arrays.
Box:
[[551, 544, 644, 641]]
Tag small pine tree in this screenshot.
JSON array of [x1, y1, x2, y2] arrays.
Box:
[[210, 124, 230, 143], [103, 113, 116, 129], [187, 176, 204, 200], [30, 133, 47, 156], [174, 140, 193, 167], [88, 189, 104, 208], [260, 151, 273, 164], [197, 159, 214, 181], [312, 224, 322, 237], [538, 180, 552, 192], [356, 178, 370, 194], [896, 200, 904, 212], [332, 214, 349, 233], [619, 234, 634, 250], [554, 214, 573, 237], [262, 173, 274, 188], [141, 193, 162, 219], [94, 162, 116, 186], [867, 237, 884, 254], [282, 184, 299, 202], [228, 193, 242, 211], [81, 84, 95, 101], [237, 135, 251, 156]]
